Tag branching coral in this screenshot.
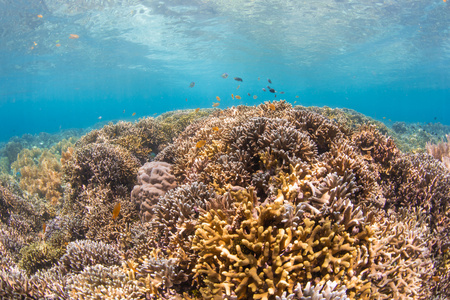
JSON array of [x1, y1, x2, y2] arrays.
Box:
[[63, 143, 140, 202], [426, 134, 450, 170], [192, 188, 373, 300], [11, 148, 63, 205]]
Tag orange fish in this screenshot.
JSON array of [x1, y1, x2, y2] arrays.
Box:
[[56, 44, 61, 47], [216, 96, 221, 101], [112, 202, 121, 219], [253, 95, 257, 99], [235, 95, 241, 100], [37, 14, 43, 18], [196, 140, 206, 148], [132, 112, 136, 116], [295, 95, 299, 98], [212, 102, 220, 107], [231, 94, 234, 99], [127, 261, 140, 273], [294, 101, 297, 104], [444, 0, 447, 2], [212, 126, 219, 131], [69, 34, 79, 39], [195, 108, 200, 113], [43, 223, 46, 235], [269, 103, 276, 111]]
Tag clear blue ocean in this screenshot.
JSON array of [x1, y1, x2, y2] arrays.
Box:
[[1, 0, 449, 142]]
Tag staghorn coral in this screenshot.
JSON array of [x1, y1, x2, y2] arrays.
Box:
[[276, 281, 349, 300], [131, 161, 178, 222], [59, 240, 122, 274], [368, 209, 434, 299], [63, 143, 140, 202], [65, 264, 144, 300], [192, 188, 373, 300]]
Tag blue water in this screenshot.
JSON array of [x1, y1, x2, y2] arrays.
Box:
[[1, 0, 449, 142]]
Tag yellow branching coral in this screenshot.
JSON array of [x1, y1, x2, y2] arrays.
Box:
[[11, 148, 63, 205], [193, 188, 373, 300]]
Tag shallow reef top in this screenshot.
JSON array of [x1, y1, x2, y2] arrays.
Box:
[[0, 101, 449, 299]]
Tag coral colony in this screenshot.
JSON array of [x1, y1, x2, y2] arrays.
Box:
[[0, 101, 449, 299]]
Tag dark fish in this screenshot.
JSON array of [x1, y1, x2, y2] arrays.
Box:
[[268, 79, 272, 84], [434, 117, 437, 120], [189, 82, 195, 88], [279, 91, 285, 94], [267, 85, 270, 88], [234, 77, 243, 82], [262, 88, 266, 92], [247, 93, 251, 96], [269, 88, 276, 93]]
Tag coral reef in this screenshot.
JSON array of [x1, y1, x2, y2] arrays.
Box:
[[0, 102, 448, 299], [426, 134, 450, 170]]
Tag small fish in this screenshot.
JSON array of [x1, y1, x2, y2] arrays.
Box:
[[112, 202, 121, 220], [123, 109, 125, 113], [221, 73, 228, 79], [37, 14, 43, 18], [269, 103, 276, 111], [212, 102, 220, 107], [258, 77, 260, 80], [189, 82, 195, 88], [98, 116, 102, 120], [247, 93, 251, 96], [237, 85, 240, 89], [132, 112, 136, 116], [153, 113, 157, 116], [185, 98, 188, 101], [43, 223, 46, 235], [262, 88, 266, 92], [269, 88, 276, 93], [383, 117, 386, 119], [234, 77, 243, 82], [34, 42, 37, 46], [268, 79, 272, 84], [195, 108, 200, 113], [294, 101, 297, 104], [295, 95, 299, 98], [279, 91, 285, 94], [212, 126, 219, 131], [231, 94, 234, 99], [432, 276, 440, 282], [69, 34, 79, 39], [253, 95, 257, 99], [235, 95, 241, 100], [127, 261, 140, 274], [216, 96, 221, 101], [55, 44, 61, 47], [196, 140, 206, 148]]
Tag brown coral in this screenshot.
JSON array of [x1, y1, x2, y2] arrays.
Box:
[[131, 161, 178, 222]]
